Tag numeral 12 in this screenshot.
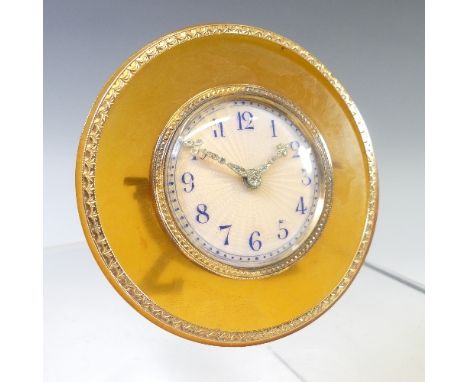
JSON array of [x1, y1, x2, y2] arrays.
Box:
[[237, 111, 254, 130]]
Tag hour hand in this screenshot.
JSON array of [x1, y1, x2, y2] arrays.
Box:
[[183, 139, 247, 177], [226, 162, 247, 177]]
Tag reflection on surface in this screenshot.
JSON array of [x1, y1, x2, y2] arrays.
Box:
[[124, 176, 183, 294]]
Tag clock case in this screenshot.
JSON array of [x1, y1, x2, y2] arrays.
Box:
[[76, 24, 378, 346]]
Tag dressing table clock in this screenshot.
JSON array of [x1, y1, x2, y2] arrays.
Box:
[[76, 24, 378, 346]]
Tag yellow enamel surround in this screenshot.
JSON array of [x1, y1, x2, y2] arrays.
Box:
[[76, 24, 378, 346]]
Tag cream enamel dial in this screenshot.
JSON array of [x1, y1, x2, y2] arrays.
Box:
[[154, 86, 333, 278]]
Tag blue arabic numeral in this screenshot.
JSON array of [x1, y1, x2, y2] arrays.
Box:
[[301, 169, 312, 186], [290, 141, 300, 158], [212, 119, 225, 138], [277, 220, 289, 240], [181, 172, 194, 193], [271, 120, 278, 137], [249, 231, 262, 251], [219, 224, 232, 245], [237, 111, 254, 130], [296, 196, 307, 215], [196, 204, 210, 224]]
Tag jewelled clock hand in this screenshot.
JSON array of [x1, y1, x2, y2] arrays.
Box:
[[183, 139, 248, 177], [239, 143, 288, 189], [183, 140, 289, 190], [255, 143, 289, 174]]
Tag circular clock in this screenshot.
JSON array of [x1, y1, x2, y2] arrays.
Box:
[[153, 85, 333, 278], [76, 24, 378, 346]]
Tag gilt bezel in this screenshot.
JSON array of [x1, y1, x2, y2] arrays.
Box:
[[151, 84, 333, 279]]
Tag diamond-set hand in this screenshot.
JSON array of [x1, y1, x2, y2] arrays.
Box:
[[183, 139, 288, 189], [255, 143, 289, 174]]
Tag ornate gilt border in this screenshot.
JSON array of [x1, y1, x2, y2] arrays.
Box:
[[78, 24, 378, 345], [151, 84, 333, 279]]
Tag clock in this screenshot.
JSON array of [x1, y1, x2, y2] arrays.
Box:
[[76, 24, 378, 346], [153, 85, 333, 278]]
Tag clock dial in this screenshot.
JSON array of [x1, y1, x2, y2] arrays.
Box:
[[156, 86, 333, 277], [167, 100, 320, 268]]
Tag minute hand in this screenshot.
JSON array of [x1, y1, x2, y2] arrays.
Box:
[[255, 143, 289, 174]]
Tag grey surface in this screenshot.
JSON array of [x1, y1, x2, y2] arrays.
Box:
[[44, 243, 424, 381], [44, 0, 424, 283]]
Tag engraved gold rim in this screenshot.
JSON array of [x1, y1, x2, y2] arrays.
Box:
[[76, 23, 378, 346], [151, 84, 333, 279]]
